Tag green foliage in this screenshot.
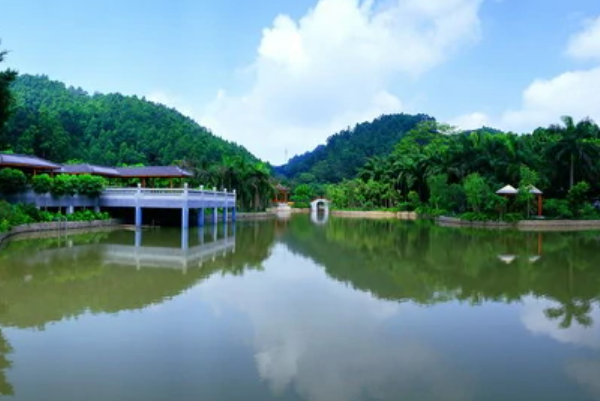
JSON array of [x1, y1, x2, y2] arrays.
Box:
[[567, 181, 591, 218], [544, 199, 573, 219], [0, 42, 18, 131], [32, 174, 53, 194], [290, 184, 315, 208], [0, 168, 27, 194], [51, 174, 76, 197], [0, 200, 110, 233], [1, 75, 257, 166], [321, 116, 600, 220], [277, 113, 434, 183], [74, 175, 106, 197], [463, 173, 489, 213]]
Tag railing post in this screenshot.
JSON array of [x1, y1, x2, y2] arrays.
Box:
[[232, 190, 237, 222], [135, 183, 142, 228], [223, 189, 228, 224]]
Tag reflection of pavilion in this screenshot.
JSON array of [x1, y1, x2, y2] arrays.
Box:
[[105, 228, 235, 271], [497, 232, 544, 264], [21, 226, 236, 272]]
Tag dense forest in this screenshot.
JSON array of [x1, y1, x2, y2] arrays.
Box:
[[276, 113, 434, 183], [292, 118, 600, 221], [1, 74, 255, 166], [0, 72, 273, 210]]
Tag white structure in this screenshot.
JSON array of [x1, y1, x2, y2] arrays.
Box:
[[310, 198, 331, 214]]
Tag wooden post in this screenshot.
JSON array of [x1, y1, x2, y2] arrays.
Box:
[[142, 177, 147, 188], [170, 178, 173, 188], [538, 195, 543, 217]]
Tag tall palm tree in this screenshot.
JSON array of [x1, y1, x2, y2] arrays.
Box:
[[547, 116, 600, 190]]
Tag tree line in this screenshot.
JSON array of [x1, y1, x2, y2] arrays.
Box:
[[0, 46, 274, 211], [291, 118, 600, 220]]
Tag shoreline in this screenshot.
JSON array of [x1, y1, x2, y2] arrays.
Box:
[[0, 219, 122, 248], [437, 216, 600, 231]]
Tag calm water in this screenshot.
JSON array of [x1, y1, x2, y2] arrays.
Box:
[[0, 217, 599, 401]]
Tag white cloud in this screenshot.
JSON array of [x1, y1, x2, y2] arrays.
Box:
[[201, 0, 484, 163], [449, 112, 490, 130], [200, 243, 473, 401], [501, 67, 600, 131], [567, 16, 600, 62], [520, 297, 600, 350], [451, 14, 600, 133]]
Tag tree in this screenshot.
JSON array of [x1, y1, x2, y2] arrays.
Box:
[[0, 168, 26, 194], [0, 41, 18, 132], [547, 116, 600, 190]]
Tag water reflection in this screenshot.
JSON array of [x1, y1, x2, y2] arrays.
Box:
[[0, 217, 599, 400]]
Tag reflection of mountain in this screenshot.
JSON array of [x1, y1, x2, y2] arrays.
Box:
[[0, 224, 276, 330], [283, 218, 600, 319]]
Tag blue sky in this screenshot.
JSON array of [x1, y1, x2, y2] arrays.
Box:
[[2, 0, 600, 164]]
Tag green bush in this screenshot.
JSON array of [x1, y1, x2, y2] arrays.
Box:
[[544, 199, 573, 219], [75, 175, 106, 197], [51, 174, 77, 197], [32, 174, 53, 194], [0, 168, 27, 194], [567, 181, 591, 218]]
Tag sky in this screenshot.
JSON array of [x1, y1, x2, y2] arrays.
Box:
[[2, 0, 600, 164]]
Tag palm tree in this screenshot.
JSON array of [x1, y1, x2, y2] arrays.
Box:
[[547, 116, 600, 190]]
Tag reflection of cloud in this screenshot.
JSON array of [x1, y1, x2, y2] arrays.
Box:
[[200, 244, 472, 401], [567, 359, 600, 400], [521, 298, 600, 349]]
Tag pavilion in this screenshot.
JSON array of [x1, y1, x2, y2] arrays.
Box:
[[0, 153, 193, 187], [0, 153, 60, 174], [273, 184, 290, 204], [496, 184, 544, 216]]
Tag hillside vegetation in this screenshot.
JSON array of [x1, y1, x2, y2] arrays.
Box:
[[276, 113, 434, 183]]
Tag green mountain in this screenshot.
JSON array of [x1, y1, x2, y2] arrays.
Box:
[[0, 74, 256, 168], [275, 113, 435, 183]]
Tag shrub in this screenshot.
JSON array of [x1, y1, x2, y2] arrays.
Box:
[[32, 174, 53, 194], [75, 175, 106, 197], [544, 199, 573, 219], [0, 168, 27, 194], [567, 181, 591, 218], [51, 174, 77, 197]]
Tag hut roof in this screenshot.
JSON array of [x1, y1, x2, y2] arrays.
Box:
[[116, 166, 193, 178], [496, 185, 518, 195], [56, 164, 121, 177], [275, 184, 290, 191], [528, 185, 543, 195], [0, 153, 60, 170]]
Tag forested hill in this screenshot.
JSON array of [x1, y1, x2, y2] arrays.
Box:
[[275, 113, 435, 183], [0, 74, 256, 167]]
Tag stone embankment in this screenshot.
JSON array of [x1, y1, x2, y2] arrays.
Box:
[[437, 216, 600, 231], [0, 219, 121, 247], [331, 211, 417, 220]]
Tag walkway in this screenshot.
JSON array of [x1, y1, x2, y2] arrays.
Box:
[[5, 184, 237, 229]]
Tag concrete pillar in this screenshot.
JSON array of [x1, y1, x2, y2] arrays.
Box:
[[94, 205, 101, 213], [135, 206, 143, 228], [181, 228, 189, 250], [212, 224, 218, 242], [182, 206, 189, 230], [135, 228, 142, 247], [212, 207, 218, 225], [232, 207, 237, 222], [198, 208, 205, 227], [67, 205, 74, 215]]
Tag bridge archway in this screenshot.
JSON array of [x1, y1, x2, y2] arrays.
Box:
[[310, 198, 330, 214]]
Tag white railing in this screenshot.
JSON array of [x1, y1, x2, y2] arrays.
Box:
[[102, 185, 236, 199]]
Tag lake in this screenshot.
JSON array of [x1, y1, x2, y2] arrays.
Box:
[[0, 216, 599, 401]]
